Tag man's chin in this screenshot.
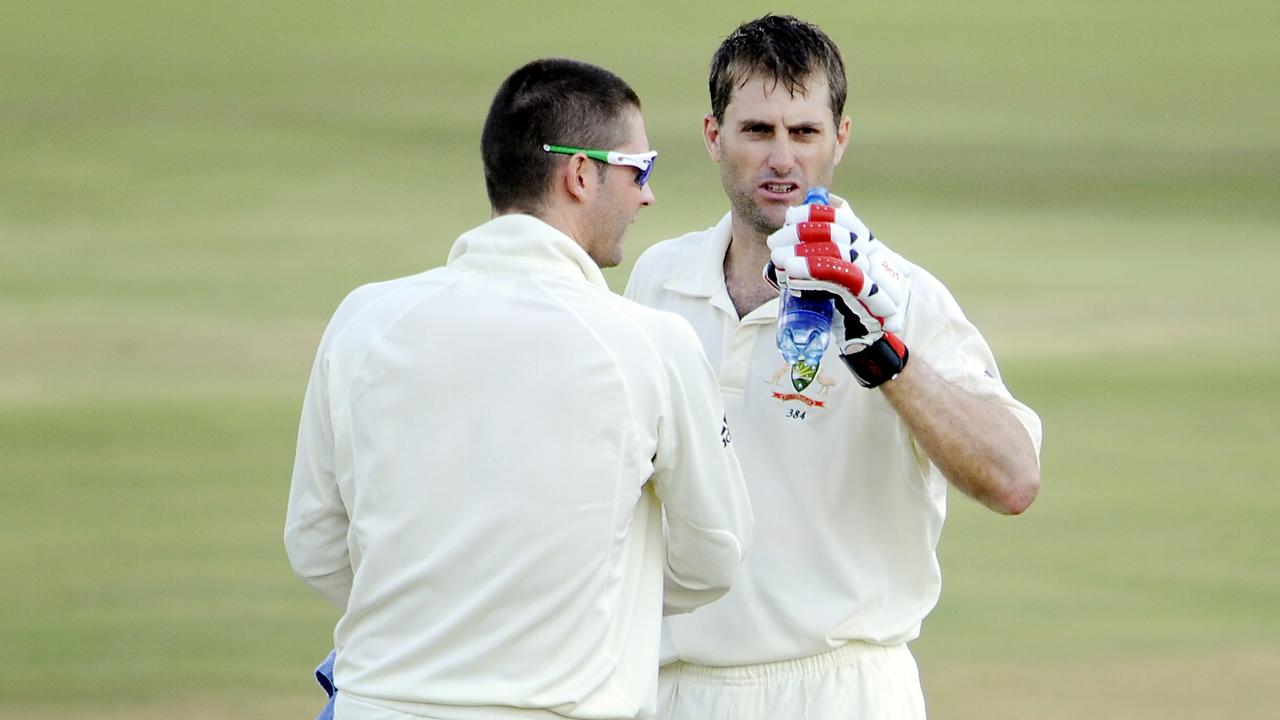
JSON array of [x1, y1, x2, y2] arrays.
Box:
[[597, 240, 625, 269], [731, 201, 784, 237], [751, 210, 786, 236]]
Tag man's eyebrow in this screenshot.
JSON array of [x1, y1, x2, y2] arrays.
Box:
[[737, 118, 823, 129]]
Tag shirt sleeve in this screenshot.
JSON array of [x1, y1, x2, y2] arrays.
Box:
[[283, 342, 353, 610], [647, 317, 754, 615], [905, 273, 1044, 461]]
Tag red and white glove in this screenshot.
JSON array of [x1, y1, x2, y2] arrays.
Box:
[[782, 201, 910, 314], [765, 205, 909, 388]]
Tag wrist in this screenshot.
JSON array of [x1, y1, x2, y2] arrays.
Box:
[[841, 333, 909, 388]]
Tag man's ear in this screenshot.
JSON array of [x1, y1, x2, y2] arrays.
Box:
[[562, 153, 594, 203], [832, 115, 852, 167], [703, 114, 722, 162]]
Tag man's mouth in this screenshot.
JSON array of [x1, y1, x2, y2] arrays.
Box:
[[758, 181, 800, 200]]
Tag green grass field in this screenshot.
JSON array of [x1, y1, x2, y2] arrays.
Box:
[[3, 1, 1278, 717]]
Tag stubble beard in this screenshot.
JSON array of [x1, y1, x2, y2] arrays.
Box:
[[596, 207, 631, 269], [590, 223, 625, 268], [723, 172, 785, 242]]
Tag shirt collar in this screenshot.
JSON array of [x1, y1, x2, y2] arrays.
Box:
[[447, 214, 610, 290], [660, 211, 741, 318], [659, 195, 855, 318]]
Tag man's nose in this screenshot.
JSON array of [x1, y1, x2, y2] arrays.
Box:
[[767, 136, 796, 174]]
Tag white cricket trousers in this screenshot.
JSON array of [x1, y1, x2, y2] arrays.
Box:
[[333, 691, 604, 720], [654, 641, 926, 720]]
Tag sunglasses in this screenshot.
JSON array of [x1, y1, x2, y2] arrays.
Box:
[[542, 144, 658, 187]]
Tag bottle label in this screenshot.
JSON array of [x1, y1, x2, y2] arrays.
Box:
[[775, 186, 835, 387]]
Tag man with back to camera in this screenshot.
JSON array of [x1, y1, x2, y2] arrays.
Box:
[[285, 57, 753, 720], [624, 15, 1043, 719]]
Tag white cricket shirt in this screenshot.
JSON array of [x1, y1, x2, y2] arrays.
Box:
[[285, 214, 752, 720], [625, 206, 1042, 667]]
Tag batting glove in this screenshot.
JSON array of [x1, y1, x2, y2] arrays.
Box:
[[782, 201, 909, 313], [765, 221, 909, 388]]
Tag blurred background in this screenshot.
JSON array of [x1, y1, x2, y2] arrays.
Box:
[[2, 1, 1277, 717]]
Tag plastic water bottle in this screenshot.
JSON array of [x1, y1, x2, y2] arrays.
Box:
[[776, 187, 834, 384]]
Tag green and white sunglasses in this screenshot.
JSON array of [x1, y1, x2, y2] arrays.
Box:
[[542, 144, 658, 187]]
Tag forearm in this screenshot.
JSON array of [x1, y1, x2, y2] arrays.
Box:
[[879, 358, 1040, 514]]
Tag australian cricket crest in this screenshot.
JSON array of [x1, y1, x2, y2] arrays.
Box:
[[767, 361, 840, 415], [788, 359, 819, 391]]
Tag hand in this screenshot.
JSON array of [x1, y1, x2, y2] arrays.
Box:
[[783, 201, 909, 312], [765, 220, 909, 388], [765, 221, 899, 345]]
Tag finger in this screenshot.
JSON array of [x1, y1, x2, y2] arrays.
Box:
[[765, 223, 801, 250], [797, 223, 861, 254], [830, 204, 873, 242], [793, 242, 843, 262], [769, 221, 856, 252], [807, 204, 837, 223], [789, 253, 900, 329], [796, 254, 868, 296], [795, 221, 832, 244], [784, 204, 822, 226], [798, 222, 861, 249], [785, 202, 872, 240], [782, 202, 841, 226], [857, 285, 898, 321], [770, 243, 842, 273], [858, 241, 908, 308]]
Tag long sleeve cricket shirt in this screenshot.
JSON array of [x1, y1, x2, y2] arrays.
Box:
[[285, 214, 752, 720]]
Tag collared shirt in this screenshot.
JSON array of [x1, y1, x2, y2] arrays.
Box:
[[625, 205, 1042, 666], [285, 214, 753, 720]]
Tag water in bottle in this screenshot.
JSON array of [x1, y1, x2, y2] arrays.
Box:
[[775, 187, 834, 392]]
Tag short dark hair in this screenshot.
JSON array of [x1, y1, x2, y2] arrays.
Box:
[[708, 15, 847, 126], [481, 58, 642, 214]]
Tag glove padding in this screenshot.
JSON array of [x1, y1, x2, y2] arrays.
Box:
[[783, 202, 909, 310], [765, 216, 909, 388], [765, 220, 902, 341]]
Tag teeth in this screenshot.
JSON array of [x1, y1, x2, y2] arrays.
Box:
[[765, 184, 793, 193]]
